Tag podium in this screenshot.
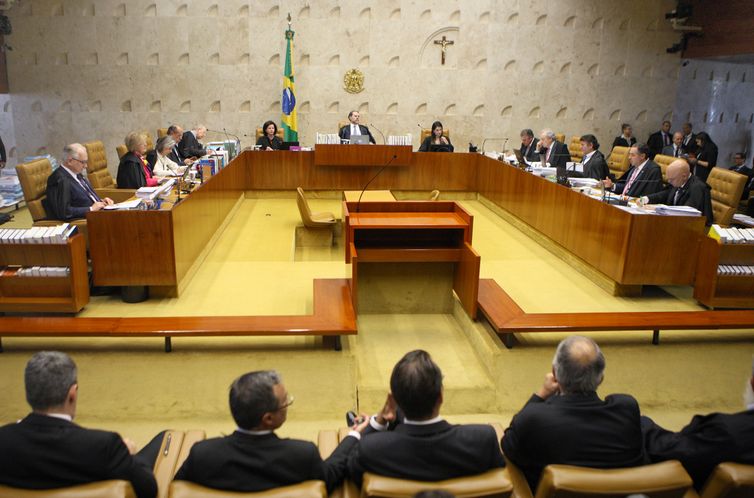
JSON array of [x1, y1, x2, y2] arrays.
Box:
[[343, 201, 480, 317]]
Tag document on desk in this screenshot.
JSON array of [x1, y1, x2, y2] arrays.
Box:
[[614, 205, 649, 215], [104, 199, 143, 210], [653, 205, 701, 217]]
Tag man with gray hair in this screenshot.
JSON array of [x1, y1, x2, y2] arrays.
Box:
[[502, 336, 647, 491], [174, 370, 368, 493], [178, 124, 207, 159], [0, 351, 159, 497], [536, 129, 571, 169], [44, 143, 113, 220], [642, 358, 754, 490]]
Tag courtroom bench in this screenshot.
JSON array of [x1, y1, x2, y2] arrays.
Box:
[[477, 279, 754, 348], [0, 279, 355, 352]]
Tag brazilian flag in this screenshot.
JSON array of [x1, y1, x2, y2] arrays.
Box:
[[281, 26, 298, 142]]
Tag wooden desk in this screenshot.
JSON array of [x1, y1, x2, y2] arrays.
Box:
[[344, 201, 480, 317], [314, 144, 412, 166], [342, 190, 396, 202]]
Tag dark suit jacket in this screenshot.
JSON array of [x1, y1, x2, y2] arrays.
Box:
[[613, 161, 664, 197], [256, 135, 283, 150], [145, 150, 158, 173], [338, 124, 376, 144], [581, 150, 610, 181], [662, 144, 683, 158], [174, 431, 357, 493], [418, 136, 454, 152], [612, 136, 637, 149], [348, 420, 504, 488], [646, 175, 713, 225], [647, 131, 671, 159], [178, 131, 206, 159], [681, 133, 697, 155], [44, 166, 97, 221], [168, 143, 184, 165], [730, 165, 754, 200], [503, 392, 647, 491], [520, 138, 540, 162], [694, 143, 718, 182], [117, 152, 147, 189], [538, 141, 571, 169], [0, 413, 157, 498], [643, 410, 754, 490]]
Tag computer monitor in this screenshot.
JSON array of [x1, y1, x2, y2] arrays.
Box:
[[350, 135, 370, 145]]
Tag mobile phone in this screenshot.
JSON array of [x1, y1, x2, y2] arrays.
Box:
[[346, 411, 363, 426]]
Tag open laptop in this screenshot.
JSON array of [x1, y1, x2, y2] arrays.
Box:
[[512, 148, 529, 169], [350, 135, 370, 145], [280, 141, 299, 150]]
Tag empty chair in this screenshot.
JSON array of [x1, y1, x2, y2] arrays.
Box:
[[157, 128, 169, 139], [359, 469, 512, 498], [555, 133, 566, 144], [707, 168, 748, 226], [606, 146, 630, 179], [700, 462, 754, 498], [534, 461, 695, 498], [429, 189, 440, 201], [296, 188, 336, 228]]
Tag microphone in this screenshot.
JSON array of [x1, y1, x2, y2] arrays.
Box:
[[481, 138, 509, 154], [368, 123, 386, 144], [356, 154, 398, 213]]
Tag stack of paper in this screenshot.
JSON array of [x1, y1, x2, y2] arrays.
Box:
[[387, 134, 412, 146], [104, 199, 143, 211], [710, 224, 754, 244], [136, 186, 161, 200], [654, 205, 701, 217], [0, 172, 23, 205]]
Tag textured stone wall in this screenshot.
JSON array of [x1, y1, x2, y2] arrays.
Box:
[[6, 0, 681, 173]]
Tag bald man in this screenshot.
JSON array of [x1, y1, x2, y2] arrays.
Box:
[[502, 336, 647, 491], [640, 159, 713, 225], [44, 143, 113, 220]]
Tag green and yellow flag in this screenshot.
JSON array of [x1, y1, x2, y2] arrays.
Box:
[[281, 22, 298, 142]]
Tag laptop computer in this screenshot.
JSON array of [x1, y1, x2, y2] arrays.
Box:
[[350, 135, 370, 145], [280, 141, 299, 150], [429, 144, 452, 153], [512, 148, 529, 169]]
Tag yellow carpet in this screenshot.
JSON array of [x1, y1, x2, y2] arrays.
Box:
[[1, 196, 752, 450]]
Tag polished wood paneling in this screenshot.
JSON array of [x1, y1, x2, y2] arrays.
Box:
[[245, 150, 477, 191], [476, 157, 706, 286], [684, 0, 754, 59], [314, 144, 412, 166], [694, 236, 754, 308], [477, 278, 754, 348], [0, 279, 356, 349]]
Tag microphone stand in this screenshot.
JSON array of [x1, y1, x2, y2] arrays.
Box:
[[369, 123, 386, 144], [481, 138, 509, 154], [356, 155, 398, 213]]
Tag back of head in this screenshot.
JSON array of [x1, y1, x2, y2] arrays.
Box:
[[553, 336, 605, 395], [25, 351, 77, 411], [229, 370, 281, 430], [390, 349, 443, 420]]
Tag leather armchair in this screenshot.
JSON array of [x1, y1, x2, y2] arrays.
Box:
[[607, 146, 630, 179], [255, 128, 285, 140], [158, 128, 169, 139], [0, 480, 136, 498], [654, 154, 675, 183], [420, 128, 451, 143], [700, 462, 754, 498], [83, 141, 135, 203], [534, 460, 696, 498], [154, 430, 206, 498], [168, 480, 327, 498], [707, 168, 747, 226], [15, 158, 88, 241], [361, 469, 512, 498], [567, 136, 583, 162], [555, 133, 565, 144]]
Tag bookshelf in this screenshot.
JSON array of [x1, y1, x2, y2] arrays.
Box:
[[0, 232, 89, 313], [694, 236, 754, 309]]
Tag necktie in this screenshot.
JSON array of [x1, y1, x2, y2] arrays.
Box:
[[664, 133, 670, 146], [173, 145, 181, 159], [77, 173, 101, 202], [624, 166, 641, 195], [675, 146, 679, 157], [673, 188, 682, 206], [545, 147, 551, 164], [352, 124, 360, 136]]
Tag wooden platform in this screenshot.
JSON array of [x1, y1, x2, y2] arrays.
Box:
[[477, 279, 754, 348], [0, 279, 356, 352]]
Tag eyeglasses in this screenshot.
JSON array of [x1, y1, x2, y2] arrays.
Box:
[[73, 158, 88, 165], [275, 394, 294, 411]]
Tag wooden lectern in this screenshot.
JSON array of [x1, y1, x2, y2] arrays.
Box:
[[343, 201, 480, 317]]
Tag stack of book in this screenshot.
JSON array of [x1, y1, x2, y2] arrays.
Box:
[[0, 224, 77, 243], [710, 225, 754, 244], [717, 264, 754, 276], [654, 205, 701, 217], [0, 171, 23, 206]]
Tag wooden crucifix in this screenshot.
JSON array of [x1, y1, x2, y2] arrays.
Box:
[[433, 35, 454, 65]]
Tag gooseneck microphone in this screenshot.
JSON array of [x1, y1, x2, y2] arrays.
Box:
[[481, 138, 509, 154], [368, 123, 386, 144], [356, 154, 398, 213]]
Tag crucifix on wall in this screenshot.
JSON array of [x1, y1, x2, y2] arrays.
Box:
[[433, 35, 454, 65]]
